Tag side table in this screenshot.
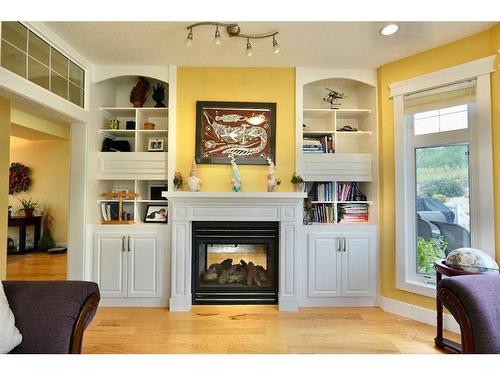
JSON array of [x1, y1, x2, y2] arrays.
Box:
[[7, 215, 42, 254]]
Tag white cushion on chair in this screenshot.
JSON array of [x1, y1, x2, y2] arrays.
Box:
[[0, 282, 22, 353]]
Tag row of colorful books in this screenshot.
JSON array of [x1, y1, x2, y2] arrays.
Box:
[[337, 182, 362, 201], [309, 182, 335, 201], [303, 135, 335, 154], [311, 204, 335, 224], [337, 203, 369, 223]]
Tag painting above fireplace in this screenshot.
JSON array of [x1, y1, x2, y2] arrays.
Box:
[[195, 101, 276, 165]]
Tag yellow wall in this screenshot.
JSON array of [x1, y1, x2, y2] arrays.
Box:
[[176, 67, 296, 191], [9, 136, 70, 244], [377, 25, 500, 309], [0, 97, 10, 279]]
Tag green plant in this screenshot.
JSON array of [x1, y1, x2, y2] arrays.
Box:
[[417, 236, 447, 274], [418, 177, 465, 198], [173, 171, 183, 188], [291, 173, 304, 184], [16, 197, 39, 214]]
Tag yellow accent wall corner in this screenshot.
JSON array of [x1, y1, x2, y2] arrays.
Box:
[[377, 24, 500, 310], [176, 67, 296, 192]]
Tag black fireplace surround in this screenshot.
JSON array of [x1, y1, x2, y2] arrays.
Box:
[[192, 221, 279, 305]]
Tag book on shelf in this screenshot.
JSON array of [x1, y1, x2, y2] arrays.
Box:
[[338, 202, 369, 223], [312, 203, 335, 224], [308, 182, 334, 201], [100, 202, 126, 221], [336, 182, 366, 201], [303, 135, 335, 154]]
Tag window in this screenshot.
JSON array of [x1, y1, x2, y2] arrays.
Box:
[[0, 21, 85, 108], [391, 57, 495, 297]]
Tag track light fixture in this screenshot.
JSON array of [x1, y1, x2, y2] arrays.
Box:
[[184, 22, 280, 56]]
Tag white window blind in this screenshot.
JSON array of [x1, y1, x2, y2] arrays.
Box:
[[404, 80, 476, 115]]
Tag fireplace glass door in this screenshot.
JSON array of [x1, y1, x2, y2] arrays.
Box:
[[192, 221, 278, 304]]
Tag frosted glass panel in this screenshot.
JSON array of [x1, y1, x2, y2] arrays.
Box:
[[69, 60, 84, 87], [1, 40, 26, 77], [28, 31, 49, 65], [28, 57, 49, 89], [1, 22, 27, 51], [69, 82, 84, 107], [51, 48, 68, 78], [50, 70, 68, 99]]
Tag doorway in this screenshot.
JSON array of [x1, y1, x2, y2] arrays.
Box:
[[6, 113, 70, 280]]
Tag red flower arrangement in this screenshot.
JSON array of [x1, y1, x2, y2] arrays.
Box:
[[9, 162, 31, 195]]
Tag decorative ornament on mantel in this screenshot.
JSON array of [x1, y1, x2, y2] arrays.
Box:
[[129, 77, 150, 108], [266, 157, 281, 192], [291, 173, 304, 193], [173, 171, 184, 192], [229, 154, 242, 192], [188, 159, 202, 192]]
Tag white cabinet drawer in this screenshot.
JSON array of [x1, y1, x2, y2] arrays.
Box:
[[98, 152, 167, 180], [303, 153, 372, 181]]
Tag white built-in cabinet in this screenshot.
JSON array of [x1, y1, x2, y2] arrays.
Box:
[[93, 228, 164, 301], [307, 229, 376, 299]]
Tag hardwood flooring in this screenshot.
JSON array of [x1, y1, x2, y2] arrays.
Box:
[[83, 305, 459, 354], [5, 252, 458, 354], [6, 251, 67, 280]]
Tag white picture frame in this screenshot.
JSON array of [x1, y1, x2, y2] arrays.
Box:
[[147, 138, 165, 152]]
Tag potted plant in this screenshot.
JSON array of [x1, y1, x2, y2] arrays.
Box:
[[173, 171, 184, 192], [39, 203, 56, 251], [16, 198, 39, 217], [291, 173, 304, 192], [129, 77, 150, 108]]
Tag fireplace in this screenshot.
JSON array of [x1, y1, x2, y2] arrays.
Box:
[[192, 221, 279, 305]]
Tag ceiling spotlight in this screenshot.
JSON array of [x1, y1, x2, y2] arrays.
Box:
[[380, 24, 399, 36], [185, 28, 193, 46], [272, 35, 280, 54], [214, 25, 222, 45], [246, 38, 253, 57]]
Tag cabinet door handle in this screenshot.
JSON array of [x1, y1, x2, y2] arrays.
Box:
[[337, 237, 341, 252], [343, 237, 347, 252], [122, 236, 126, 252], [127, 236, 131, 252]]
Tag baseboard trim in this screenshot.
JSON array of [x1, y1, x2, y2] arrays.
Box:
[[378, 295, 460, 334]]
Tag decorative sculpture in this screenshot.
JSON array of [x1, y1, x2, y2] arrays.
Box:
[[323, 88, 347, 109], [266, 157, 281, 192], [229, 154, 242, 192], [187, 159, 201, 192], [173, 171, 183, 191], [129, 77, 150, 108], [152, 83, 166, 108]]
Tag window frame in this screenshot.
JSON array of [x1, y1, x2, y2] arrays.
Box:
[[390, 56, 496, 298]]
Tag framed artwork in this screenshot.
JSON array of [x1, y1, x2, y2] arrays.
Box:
[[144, 204, 168, 223], [195, 101, 276, 165], [147, 138, 165, 152], [149, 184, 168, 200]]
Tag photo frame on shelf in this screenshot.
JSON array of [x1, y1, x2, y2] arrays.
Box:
[[149, 184, 168, 200], [195, 101, 276, 165], [147, 138, 165, 152], [144, 204, 168, 223]]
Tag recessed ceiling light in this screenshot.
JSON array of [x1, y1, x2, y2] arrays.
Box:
[[380, 24, 399, 36]]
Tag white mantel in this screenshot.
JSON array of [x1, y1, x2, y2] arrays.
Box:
[[164, 191, 306, 311]]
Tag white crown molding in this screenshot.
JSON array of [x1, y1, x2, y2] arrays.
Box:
[[389, 55, 496, 98]]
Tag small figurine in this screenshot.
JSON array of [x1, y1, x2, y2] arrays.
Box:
[[323, 88, 348, 109], [109, 118, 120, 130], [266, 157, 281, 192], [187, 159, 201, 192], [173, 171, 183, 191], [229, 154, 242, 192], [152, 83, 166, 108]]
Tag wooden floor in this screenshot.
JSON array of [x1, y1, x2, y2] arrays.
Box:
[[83, 305, 459, 354], [6, 251, 67, 280], [5, 252, 458, 354]]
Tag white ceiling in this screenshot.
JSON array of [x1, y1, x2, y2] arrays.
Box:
[[43, 21, 495, 69]]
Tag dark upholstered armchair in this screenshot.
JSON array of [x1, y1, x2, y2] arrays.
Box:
[[437, 275, 500, 353], [2, 281, 100, 354]]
